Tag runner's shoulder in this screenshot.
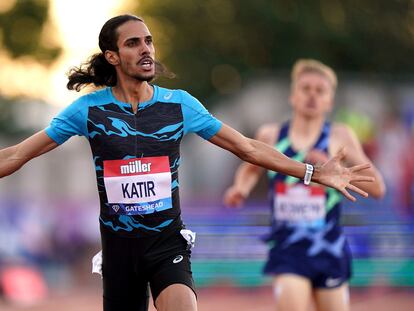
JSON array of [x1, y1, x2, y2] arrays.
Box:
[[156, 86, 193, 104], [330, 122, 355, 142], [155, 86, 209, 115]]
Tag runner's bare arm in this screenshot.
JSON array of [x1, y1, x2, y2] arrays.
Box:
[[223, 124, 279, 207], [0, 130, 58, 178], [210, 123, 374, 201], [330, 124, 386, 199]]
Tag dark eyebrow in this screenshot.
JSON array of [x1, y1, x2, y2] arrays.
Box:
[[124, 35, 153, 44]]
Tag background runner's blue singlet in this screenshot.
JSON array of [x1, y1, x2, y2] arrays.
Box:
[[266, 121, 348, 259], [263, 121, 352, 287]]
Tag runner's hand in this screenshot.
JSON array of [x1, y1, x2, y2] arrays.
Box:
[[223, 186, 247, 208], [312, 148, 375, 201]]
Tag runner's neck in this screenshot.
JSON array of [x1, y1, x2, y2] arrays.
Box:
[[112, 81, 154, 113]]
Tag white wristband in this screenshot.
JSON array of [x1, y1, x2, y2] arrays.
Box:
[[304, 163, 314, 185]]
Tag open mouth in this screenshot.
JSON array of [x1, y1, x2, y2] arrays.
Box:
[[138, 57, 154, 70]]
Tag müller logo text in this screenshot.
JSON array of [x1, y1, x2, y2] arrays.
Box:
[[120, 160, 152, 174]]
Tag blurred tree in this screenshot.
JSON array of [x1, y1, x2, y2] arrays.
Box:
[[132, 0, 414, 103], [0, 0, 61, 64], [0, 97, 36, 136]]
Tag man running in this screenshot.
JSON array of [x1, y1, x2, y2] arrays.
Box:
[[224, 59, 385, 311], [0, 16, 374, 311]]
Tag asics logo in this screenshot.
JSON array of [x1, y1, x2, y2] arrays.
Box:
[[164, 92, 173, 100], [173, 255, 183, 264]]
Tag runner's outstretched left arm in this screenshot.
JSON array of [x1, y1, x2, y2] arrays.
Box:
[[209, 123, 374, 201]]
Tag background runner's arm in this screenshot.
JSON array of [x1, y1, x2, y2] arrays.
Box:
[[0, 130, 58, 178], [223, 124, 278, 207], [330, 124, 386, 199], [209, 123, 374, 201]]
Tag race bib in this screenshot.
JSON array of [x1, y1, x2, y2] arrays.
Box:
[[273, 182, 326, 228], [103, 156, 172, 215]]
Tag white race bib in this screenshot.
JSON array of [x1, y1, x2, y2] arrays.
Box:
[[103, 156, 172, 215], [273, 183, 326, 227]]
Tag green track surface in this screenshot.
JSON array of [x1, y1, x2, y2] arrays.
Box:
[[192, 259, 414, 287]]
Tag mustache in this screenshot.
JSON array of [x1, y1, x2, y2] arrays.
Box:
[[137, 56, 154, 65]]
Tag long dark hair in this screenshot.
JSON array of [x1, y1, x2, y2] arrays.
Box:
[[67, 14, 174, 91]]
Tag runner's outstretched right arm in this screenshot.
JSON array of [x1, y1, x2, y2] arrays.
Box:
[[0, 130, 58, 177]]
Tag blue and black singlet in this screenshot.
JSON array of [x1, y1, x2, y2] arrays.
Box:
[[46, 85, 222, 238]]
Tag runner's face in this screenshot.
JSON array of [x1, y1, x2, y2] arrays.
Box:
[[115, 20, 155, 81], [289, 72, 334, 118]]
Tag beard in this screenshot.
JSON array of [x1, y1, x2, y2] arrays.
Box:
[[120, 60, 156, 82], [132, 72, 155, 82]]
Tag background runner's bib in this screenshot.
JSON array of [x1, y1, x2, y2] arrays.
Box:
[[103, 156, 172, 215], [274, 182, 326, 227]]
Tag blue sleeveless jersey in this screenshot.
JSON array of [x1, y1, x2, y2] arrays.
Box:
[[266, 121, 347, 259], [45, 85, 222, 237]]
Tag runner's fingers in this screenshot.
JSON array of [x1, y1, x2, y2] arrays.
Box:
[[346, 184, 368, 198], [339, 188, 356, 202], [351, 175, 375, 183], [349, 163, 371, 172]]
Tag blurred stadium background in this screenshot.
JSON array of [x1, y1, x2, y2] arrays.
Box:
[[0, 0, 413, 310]]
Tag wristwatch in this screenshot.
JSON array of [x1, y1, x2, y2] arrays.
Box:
[[304, 163, 314, 185]]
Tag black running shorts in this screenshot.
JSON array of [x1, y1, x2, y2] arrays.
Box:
[[101, 219, 195, 311]]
